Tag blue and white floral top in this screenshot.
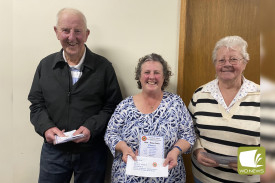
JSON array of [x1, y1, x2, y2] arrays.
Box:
[[104, 91, 196, 183]]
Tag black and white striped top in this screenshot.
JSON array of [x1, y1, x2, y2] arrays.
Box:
[[188, 79, 260, 183]]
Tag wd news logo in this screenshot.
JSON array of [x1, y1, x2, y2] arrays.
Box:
[[238, 147, 265, 175]]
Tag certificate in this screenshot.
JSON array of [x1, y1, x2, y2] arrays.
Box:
[[139, 135, 164, 158], [54, 130, 84, 145], [126, 155, 168, 177]]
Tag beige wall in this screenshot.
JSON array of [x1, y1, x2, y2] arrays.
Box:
[[2, 0, 181, 182], [1, 1, 13, 183]]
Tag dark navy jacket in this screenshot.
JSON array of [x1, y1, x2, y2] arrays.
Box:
[[28, 46, 122, 152]]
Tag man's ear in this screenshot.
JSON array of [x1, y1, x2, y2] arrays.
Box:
[[54, 26, 59, 40]]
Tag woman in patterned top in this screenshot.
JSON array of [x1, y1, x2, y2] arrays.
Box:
[[189, 36, 260, 183], [104, 53, 196, 182]]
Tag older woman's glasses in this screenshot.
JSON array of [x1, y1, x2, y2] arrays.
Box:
[[216, 57, 243, 65]]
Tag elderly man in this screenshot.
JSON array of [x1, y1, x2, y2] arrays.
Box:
[[28, 8, 122, 183]]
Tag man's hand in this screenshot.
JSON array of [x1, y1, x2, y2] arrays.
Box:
[[73, 126, 91, 143], [44, 127, 65, 144]]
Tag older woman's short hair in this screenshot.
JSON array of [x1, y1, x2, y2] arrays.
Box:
[[212, 36, 250, 64], [135, 53, 172, 90]]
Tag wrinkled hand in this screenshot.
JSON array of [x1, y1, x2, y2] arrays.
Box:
[[163, 148, 179, 170], [44, 127, 65, 144], [73, 126, 90, 143], [194, 148, 219, 167]]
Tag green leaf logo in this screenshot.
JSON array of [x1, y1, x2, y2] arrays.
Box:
[[238, 147, 265, 175]]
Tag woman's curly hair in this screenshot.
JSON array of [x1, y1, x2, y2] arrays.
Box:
[[135, 53, 172, 90]]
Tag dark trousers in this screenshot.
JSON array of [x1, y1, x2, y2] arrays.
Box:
[[39, 143, 107, 183]]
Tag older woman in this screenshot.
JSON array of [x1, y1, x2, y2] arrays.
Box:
[[188, 36, 260, 183], [105, 53, 196, 182]]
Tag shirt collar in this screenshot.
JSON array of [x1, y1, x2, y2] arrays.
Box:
[[63, 47, 86, 71], [52, 45, 99, 71], [202, 76, 259, 111], [202, 76, 259, 93]]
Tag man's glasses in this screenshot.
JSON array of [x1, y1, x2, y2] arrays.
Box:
[[216, 57, 244, 65]]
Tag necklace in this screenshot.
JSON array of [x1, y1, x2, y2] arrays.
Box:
[[141, 92, 163, 111], [147, 99, 159, 110]]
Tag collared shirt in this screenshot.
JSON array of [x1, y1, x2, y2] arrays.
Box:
[[202, 76, 259, 112], [63, 48, 86, 84]]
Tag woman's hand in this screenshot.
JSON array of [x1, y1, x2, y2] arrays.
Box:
[[115, 141, 137, 163], [163, 148, 180, 170], [163, 139, 191, 170], [194, 148, 219, 167], [121, 147, 137, 163], [228, 162, 238, 172]]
